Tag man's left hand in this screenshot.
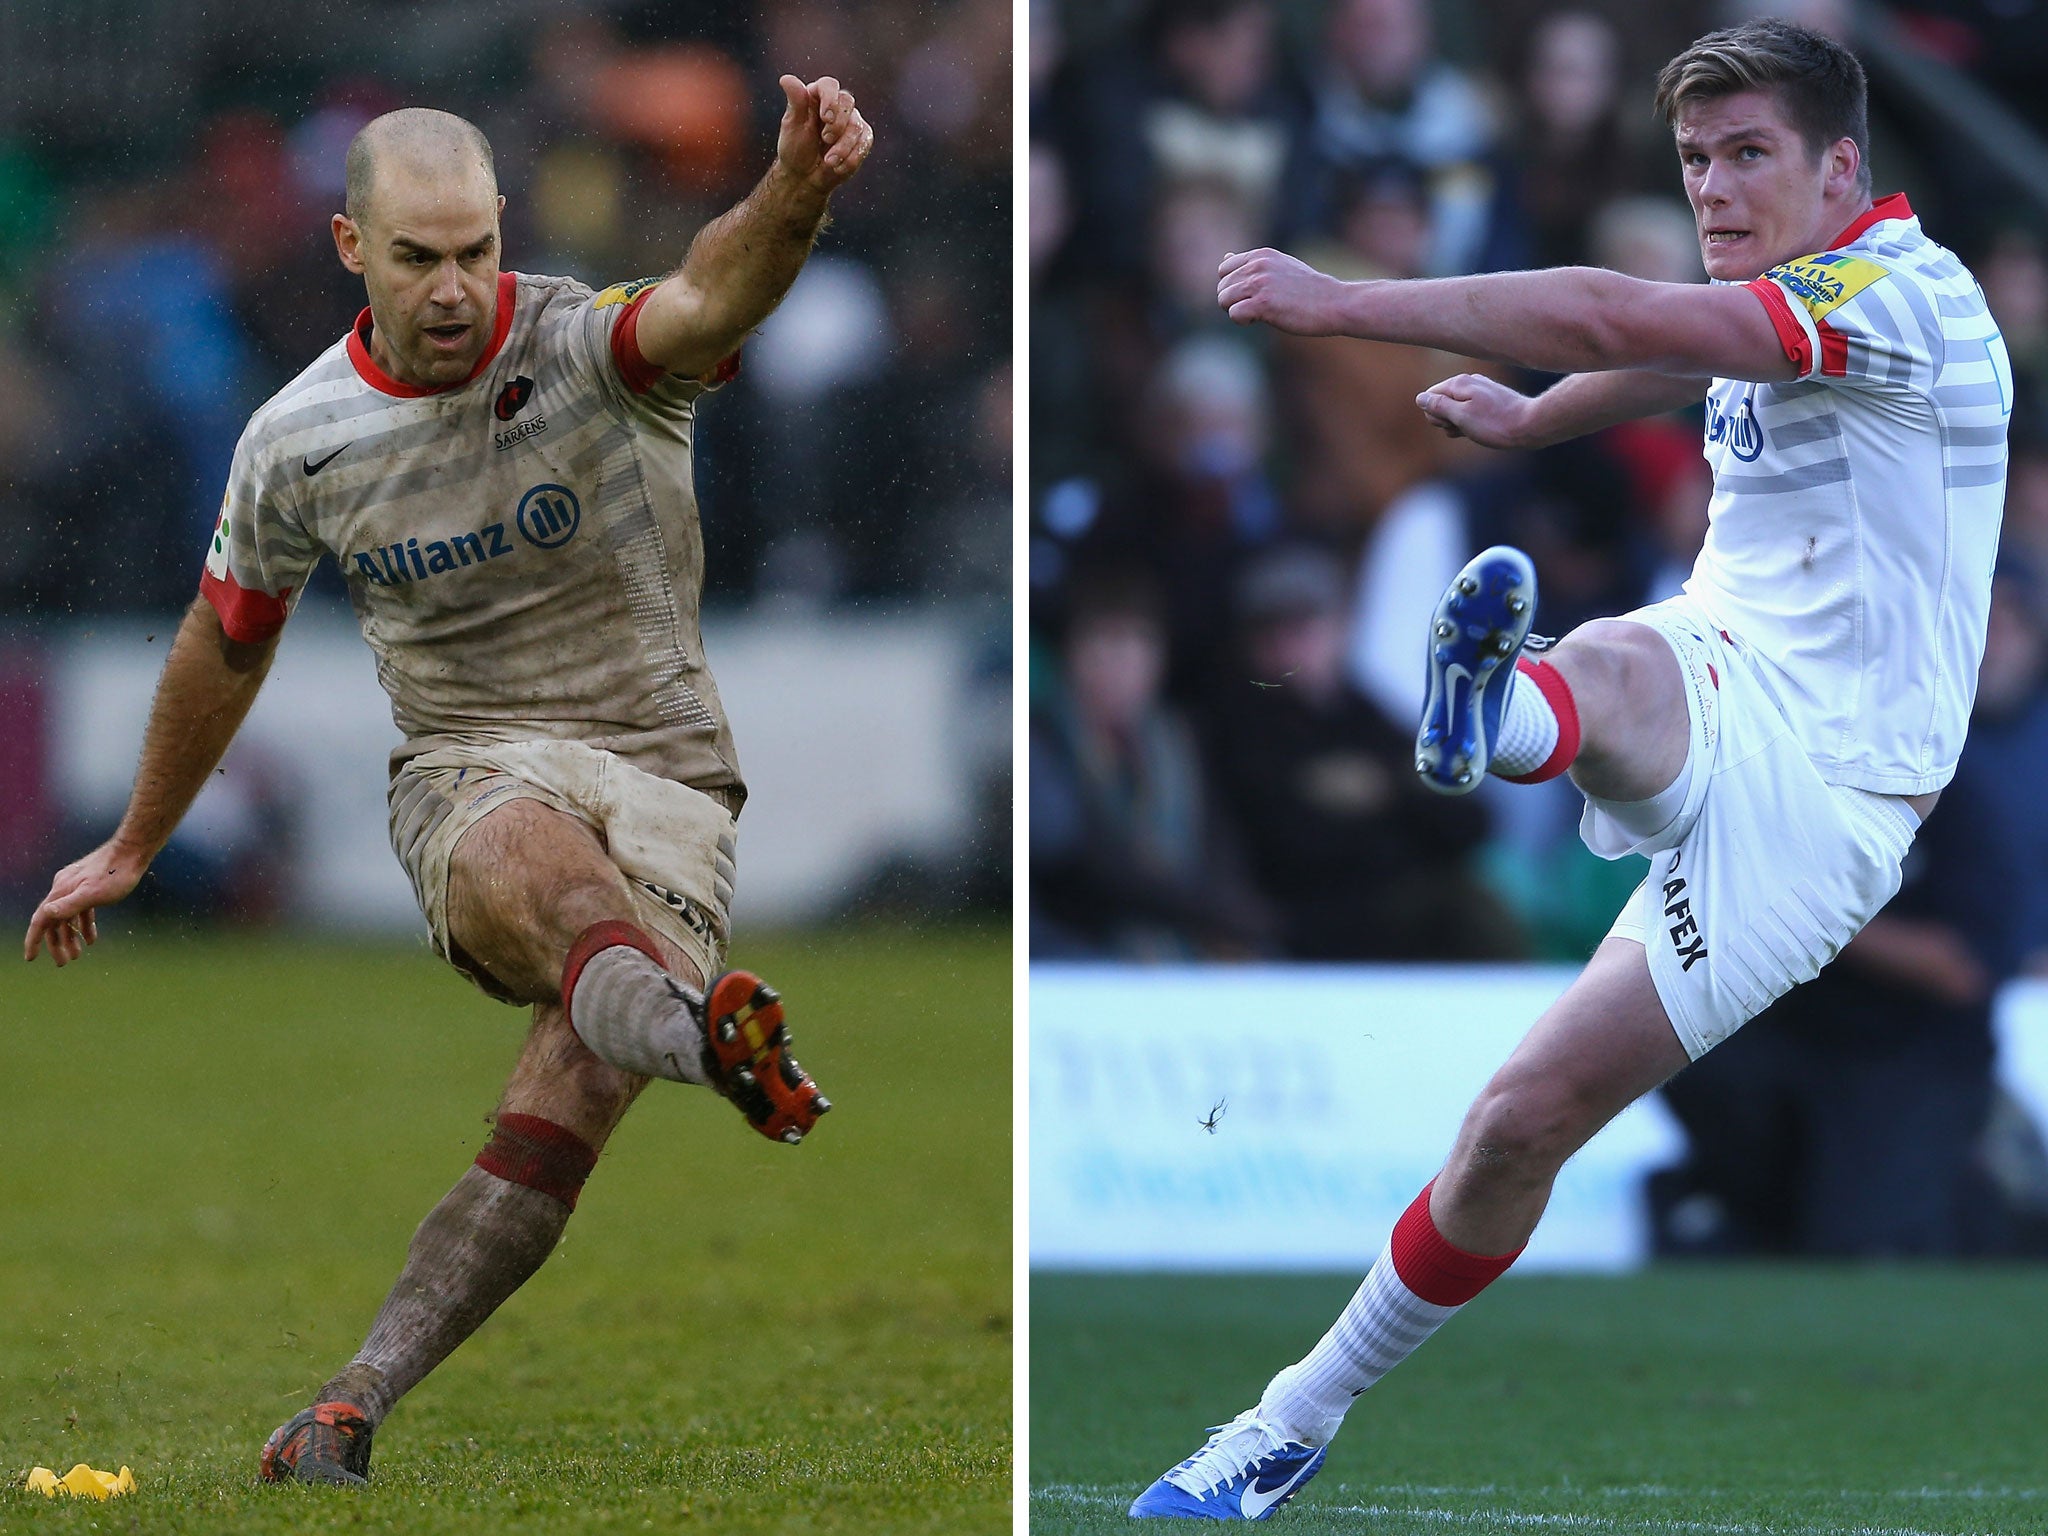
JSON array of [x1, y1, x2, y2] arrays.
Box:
[[775, 74, 874, 196]]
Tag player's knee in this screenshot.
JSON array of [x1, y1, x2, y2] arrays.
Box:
[[534, 866, 634, 939], [1460, 1075, 1595, 1181], [1558, 620, 1675, 704]]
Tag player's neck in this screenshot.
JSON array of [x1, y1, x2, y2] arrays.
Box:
[[367, 326, 400, 382], [366, 325, 434, 391], [1754, 191, 1874, 276], [1818, 190, 1875, 250]]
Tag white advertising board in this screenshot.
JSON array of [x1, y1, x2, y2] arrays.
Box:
[[1030, 964, 2048, 1273], [48, 609, 991, 927]]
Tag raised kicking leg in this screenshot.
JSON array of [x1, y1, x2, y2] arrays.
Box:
[[260, 799, 824, 1485], [1415, 545, 1691, 808], [446, 796, 826, 1138], [1134, 547, 1702, 1520]]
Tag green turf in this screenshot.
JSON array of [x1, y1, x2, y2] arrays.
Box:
[[0, 925, 1010, 1534], [1032, 1268, 2048, 1535]]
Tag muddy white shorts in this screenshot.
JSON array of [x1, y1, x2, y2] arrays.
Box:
[[387, 738, 737, 1001], [1589, 597, 1920, 1059]]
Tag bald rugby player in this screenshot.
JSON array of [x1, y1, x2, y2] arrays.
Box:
[[25, 77, 873, 1484]]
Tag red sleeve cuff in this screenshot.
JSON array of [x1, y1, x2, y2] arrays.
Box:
[[200, 567, 289, 643], [609, 289, 742, 395], [1743, 278, 1814, 377], [1817, 319, 1850, 378], [610, 290, 667, 394]]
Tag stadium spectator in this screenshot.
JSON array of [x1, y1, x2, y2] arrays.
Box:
[[50, 177, 254, 561], [2009, 410, 2048, 577], [1589, 194, 1710, 285], [893, 0, 1011, 175], [1045, 0, 1303, 284], [1511, 10, 1641, 270], [0, 332, 68, 610], [1031, 139, 1099, 490], [1204, 545, 1516, 961], [1031, 568, 1273, 960], [1066, 334, 1286, 701], [744, 251, 898, 603], [2, 3, 1004, 616], [1154, 176, 1266, 333], [1274, 160, 1499, 537], [1279, 0, 1522, 274], [222, 98, 385, 395]]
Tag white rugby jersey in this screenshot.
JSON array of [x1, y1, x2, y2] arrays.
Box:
[[1683, 194, 2010, 795], [201, 271, 745, 799]]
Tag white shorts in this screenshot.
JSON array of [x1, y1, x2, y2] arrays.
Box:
[[388, 738, 737, 1002], [1590, 598, 1920, 1059]]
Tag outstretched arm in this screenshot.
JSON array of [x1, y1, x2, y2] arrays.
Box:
[[631, 74, 876, 381], [1218, 249, 1796, 383], [1417, 369, 1708, 451], [24, 597, 278, 965]]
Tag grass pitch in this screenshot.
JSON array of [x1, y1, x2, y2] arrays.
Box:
[[1033, 1268, 2048, 1535], [0, 925, 1009, 1534]]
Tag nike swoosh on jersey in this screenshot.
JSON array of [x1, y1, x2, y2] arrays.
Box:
[[303, 444, 351, 476], [1241, 1463, 1314, 1519]]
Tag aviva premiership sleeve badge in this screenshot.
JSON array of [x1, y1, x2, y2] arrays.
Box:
[[594, 276, 662, 309], [1762, 252, 1888, 320]]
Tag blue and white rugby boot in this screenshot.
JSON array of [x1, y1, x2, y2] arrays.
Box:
[[1129, 1408, 1330, 1520], [1415, 544, 1539, 795]]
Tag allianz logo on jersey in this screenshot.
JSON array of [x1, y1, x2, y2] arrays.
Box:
[[348, 484, 582, 586], [1705, 391, 1765, 462]]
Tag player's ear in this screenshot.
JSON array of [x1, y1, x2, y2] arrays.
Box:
[[333, 213, 366, 275], [1824, 136, 1860, 198]]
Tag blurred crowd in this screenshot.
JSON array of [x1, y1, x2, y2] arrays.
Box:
[[0, 0, 1011, 616], [0, 0, 1012, 928], [1030, 0, 2048, 1255], [1030, 0, 2048, 964]]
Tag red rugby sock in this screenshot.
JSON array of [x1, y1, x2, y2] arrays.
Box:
[[1257, 1180, 1524, 1440], [1388, 1179, 1524, 1304], [1496, 659, 1581, 784]]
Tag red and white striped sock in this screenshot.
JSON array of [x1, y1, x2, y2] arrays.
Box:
[[1257, 1181, 1523, 1443], [1491, 659, 1580, 782]]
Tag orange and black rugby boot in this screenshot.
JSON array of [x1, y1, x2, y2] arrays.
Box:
[[260, 1400, 373, 1486], [700, 971, 831, 1144]]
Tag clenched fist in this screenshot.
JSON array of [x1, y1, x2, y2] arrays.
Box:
[[1216, 248, 1346, 334], [1415, 373, 1536, 450]]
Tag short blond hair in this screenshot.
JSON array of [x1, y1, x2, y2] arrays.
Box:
[[1654, 18, 1870, 192]]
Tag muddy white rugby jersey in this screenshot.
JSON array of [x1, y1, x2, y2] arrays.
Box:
[[202, 271, 744, 800], [1682, 194, 2010, 795]]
